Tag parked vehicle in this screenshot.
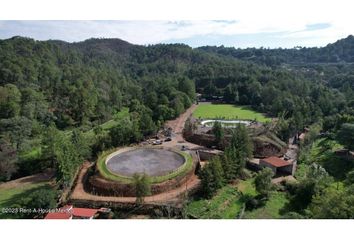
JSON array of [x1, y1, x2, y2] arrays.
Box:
[[181, 145, 189, 151], [152, 140, 162, 145]]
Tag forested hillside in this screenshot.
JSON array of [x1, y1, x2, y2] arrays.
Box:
[[0, 35, 354, 196], [198, 35, 354, 65]]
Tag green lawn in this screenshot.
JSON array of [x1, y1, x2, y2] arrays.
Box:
[[237, 179, 257, 196], [81, 107, 130, 139], [193, 104, 270, 123], [0, 182, 51, 219], [243, 191, 288, 219]]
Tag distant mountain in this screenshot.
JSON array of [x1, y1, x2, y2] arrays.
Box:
[[72, 38, 138, 55], [323, 35, 354, 62], [197, 35, 354, 65]]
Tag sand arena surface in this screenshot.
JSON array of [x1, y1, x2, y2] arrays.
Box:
[[106, 148, 186, 177]]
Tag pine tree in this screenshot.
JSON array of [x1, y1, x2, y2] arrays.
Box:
[[198, 157, 225, 198], [255, 168, 274, 197], [133, 173, 151, 204], [41, 123, 60, 168], [212, 121, 224, 148], [54, 133, 81, 187], [71, 129, 91, 159], [222, 124, 253, 181]]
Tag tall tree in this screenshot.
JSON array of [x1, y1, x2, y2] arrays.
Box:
[[71, 129, 91, 159], [41, 123, 60, 168], [0, 84, 21, 118], [132, 173, 151, 204], [337, 123, 354, 150], [198, 157, 225, 198], [0, 138, 18, 181], [0, 116, 32, 149], [178, 77, 196, 101], [254, 168, 274, 197], [212, 121, 224, 148], [54, 133, 81, 186], [222, 124, 253, 181]]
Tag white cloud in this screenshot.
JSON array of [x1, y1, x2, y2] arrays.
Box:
[[0, 0, 353, 48]]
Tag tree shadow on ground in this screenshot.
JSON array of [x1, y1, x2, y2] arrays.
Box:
[[0, 184, 52, 219]]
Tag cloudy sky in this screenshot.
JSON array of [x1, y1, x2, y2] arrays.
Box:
[[0, 1, 353, 48]]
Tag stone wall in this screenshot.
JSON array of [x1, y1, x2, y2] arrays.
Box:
[[259, 160, 295, 176], [185, 133, 220, 148], [198, 149, 223, 161], [279, 161, 296, 175], [259, 161, 277, 174]]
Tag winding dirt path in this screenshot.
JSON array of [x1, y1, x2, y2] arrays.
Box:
[[163, 104, 200, 149], [0, 170, 54, 190]]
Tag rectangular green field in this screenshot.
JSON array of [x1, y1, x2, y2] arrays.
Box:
[[193, 104, 270, 123]]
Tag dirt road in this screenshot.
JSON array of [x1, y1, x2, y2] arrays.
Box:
[[0, 170, 54, 190], [163, 104, 200, 149]]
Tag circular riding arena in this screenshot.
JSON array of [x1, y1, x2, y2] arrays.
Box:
[[88, 146, 196, 197], [106, 148, 186, 177]]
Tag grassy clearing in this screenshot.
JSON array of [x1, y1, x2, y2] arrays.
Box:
[[185, 185, 243, 219], [193, 104, 270, 123], [185, 178, 288, 219], [85, 108, 130, 137], [19, 147, 41, 161], [243, 191, 288, 219], [97, 148, 194, 184], [0, 182, 52, 219], [237, 179, 257, 196], [185, 179, 256, 219]]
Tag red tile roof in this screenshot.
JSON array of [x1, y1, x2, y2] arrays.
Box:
[[72, 208, 99, 218], [261, 156, 292, 167], [44, 212, 72, 219], [44, 205, 99, 219]]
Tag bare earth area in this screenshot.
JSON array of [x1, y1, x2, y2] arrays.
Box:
[[165, 104, 197, 134], [70, 104, 201, 204]]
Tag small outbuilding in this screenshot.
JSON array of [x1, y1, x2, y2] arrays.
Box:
[[44, 205, 107, 219], [259, 156, 295, 176]]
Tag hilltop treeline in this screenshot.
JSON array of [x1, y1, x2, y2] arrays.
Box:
[[198, 35, 354, 65]]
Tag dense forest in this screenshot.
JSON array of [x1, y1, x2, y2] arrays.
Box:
[[1, 35, 354, 218], [198, 35, 354, 65]]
